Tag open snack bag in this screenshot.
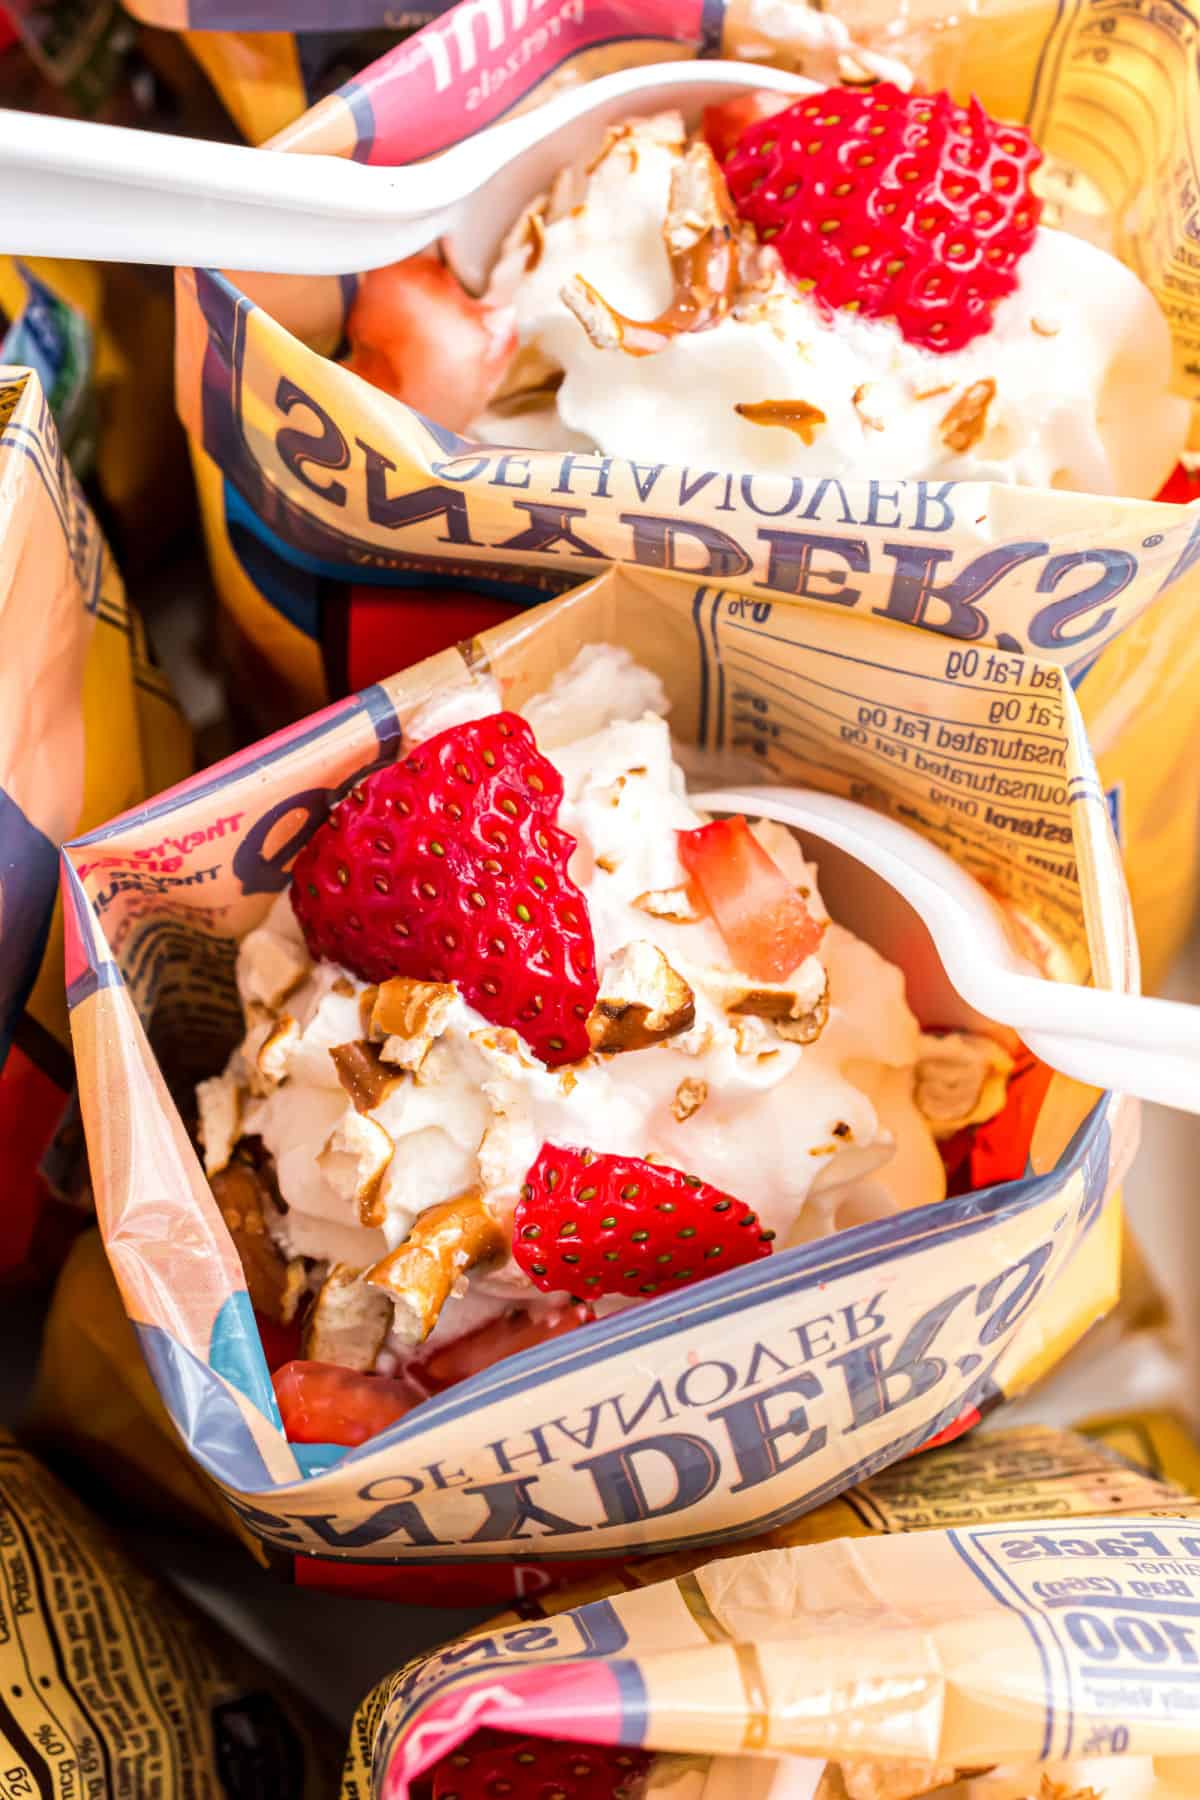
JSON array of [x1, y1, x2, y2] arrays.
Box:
[[177, 0, 1200, 984], [0, 364, 189, 1279], [341, 1471, 1200, 1800], [63, 560, 1137, 1605]]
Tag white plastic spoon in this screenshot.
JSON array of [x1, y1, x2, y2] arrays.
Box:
[[0, 61, 817, 278], [695, 785, 1200, 1115]]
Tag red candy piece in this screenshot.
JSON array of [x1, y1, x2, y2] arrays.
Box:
[[677, 815, 822, 983], [430, 1731, 651, 1800], [273, 1360, 417, 1446], [513, 1145, 774, 1302], [723, 82, 1043, 352], [290, 712, 598, 1066]]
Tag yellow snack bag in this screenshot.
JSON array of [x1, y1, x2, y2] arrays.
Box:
[[0, 366, 189, 1280], [343, 1492, 1200, 1798], [60, 562, 1134, 1606], [0, 1435, 339, 1795]]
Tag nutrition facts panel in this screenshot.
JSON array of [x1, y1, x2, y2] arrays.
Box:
[[681, 584, 1118, 980], [952, 1517, 1200, 1758]]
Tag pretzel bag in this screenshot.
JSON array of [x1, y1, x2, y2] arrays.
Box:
[[63, 560, 1136, 1605], [340, 1486, 1200, 1799], [0, 365, 189, 1278]]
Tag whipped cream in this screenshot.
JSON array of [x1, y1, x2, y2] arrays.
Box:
[[474, 114, 1187, 497], [203, 644, 946, 1363]]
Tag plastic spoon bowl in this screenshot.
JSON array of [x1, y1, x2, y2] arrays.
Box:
[[0, 62, 818, 277], [695, 785, 1200, 1115]]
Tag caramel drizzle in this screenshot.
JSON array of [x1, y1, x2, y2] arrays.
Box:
[[734, 399, 827, 446], [566, 143, 742, 357]]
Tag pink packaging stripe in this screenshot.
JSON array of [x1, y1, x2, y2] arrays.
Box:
[[305, 0, 720, 164]]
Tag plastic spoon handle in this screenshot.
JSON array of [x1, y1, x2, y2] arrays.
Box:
[[698, 787, 1200, 1115], [0, 110, 454, 273]]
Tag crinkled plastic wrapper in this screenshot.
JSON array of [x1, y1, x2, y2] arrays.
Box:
[[64, 561, 1135, 1604], [0, 1435, 339, 1795], [0, 366, 189, 1279], [341, 1428, 1200, 1799], [176, 0, 1200, 986]]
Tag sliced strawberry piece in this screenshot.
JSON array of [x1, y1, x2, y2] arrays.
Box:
[[703, 89, 793, 164], [677, 814, 822, 983], [290, 712, 598, 1066], [414, 1301, 593, 1392], [430, 1731, 650, 1800], [514, 1145, 774, 1301], [273, 1360, 419, 1446], [345, 253, 516, 432], [724, 82, 1042, 352]]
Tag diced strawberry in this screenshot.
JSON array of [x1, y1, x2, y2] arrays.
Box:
[[724, 83, 1043, 352], [289, 712, 598, 1067], [273, 1360, 419, 1446], [703, 89, 794, 164], [430, 1731, 650, 1800], [677, 814, 822, 982], [344, 254, 516, 432], [513, 1145, 774, 1301], [414, 1302, 593, 1391]]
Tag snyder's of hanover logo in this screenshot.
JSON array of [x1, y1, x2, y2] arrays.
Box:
[[251, 373, 1200, 660], [222, 1229, 1092, 1557]]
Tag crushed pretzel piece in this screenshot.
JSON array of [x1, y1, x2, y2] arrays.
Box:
[[673, 1077, 708, 1122], [318, 1112, 394, 1227], [563, 141, 740, 357], [635, 885, 700, 923], [940, 378, 996, 454], [330, 1041, 406, 1113], [702, 963, 828, 1028], [369, 977, 457, 1073], [238, 928, 309, 1012], [588, 941, 695, 1052], [303, 1263, 393, 1371], [211, 1157, 302, 1324], [915, 1031, 1014, 1137], [196, 1072, 242, 1177], [255, 1015, 298, 1089], [367, 1189, 506, 1344]]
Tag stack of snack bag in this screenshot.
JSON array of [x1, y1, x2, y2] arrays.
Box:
[[175, 0, 1200, 987], [0, 366, 189, 1279]]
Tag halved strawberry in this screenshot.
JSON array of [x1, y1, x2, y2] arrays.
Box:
[[703, 89, 793, 164], [273, 1360, 419, 1446], [345, 254, 516, 432], [677, 815, 822, 982], [724, 82, 1043, 352], [290, 713, 598, 1066], [513, 1145, 774, 1301], [430, 1731, 650, 1800]]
